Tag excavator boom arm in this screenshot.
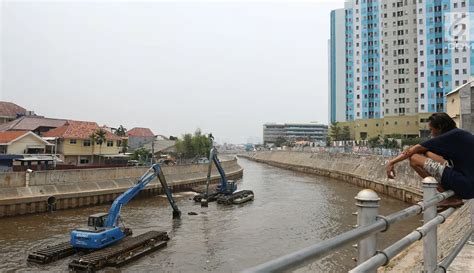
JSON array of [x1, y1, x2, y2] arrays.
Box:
[[105, 164, 181, 227]]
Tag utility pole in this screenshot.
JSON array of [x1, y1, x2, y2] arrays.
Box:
[[150, 135, 156, 165], [53, 137, 58, 169]]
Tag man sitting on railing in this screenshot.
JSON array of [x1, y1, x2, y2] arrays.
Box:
[[386, 113, 473, 208]]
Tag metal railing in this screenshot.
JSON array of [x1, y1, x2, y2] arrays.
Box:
[[243, 177, 472, 273], [289, 146, 402, 157]]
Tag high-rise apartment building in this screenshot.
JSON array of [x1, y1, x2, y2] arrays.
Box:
[[329, 0, 474, 140], [329, 8, 347, 124]]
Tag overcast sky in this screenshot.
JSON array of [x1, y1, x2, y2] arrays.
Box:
[[1, 0, 344, 144]]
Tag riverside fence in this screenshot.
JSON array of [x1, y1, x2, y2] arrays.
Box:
[[243, 177, 473, 273]]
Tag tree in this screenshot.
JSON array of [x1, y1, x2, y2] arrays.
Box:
[[274, 136, 287, 147], [368, 136, 380, 148], [402, 137, 427, 147], [382, 136, 399, 149], [169, 135, 178, 141], [115, 125, 127, 137], [329, 122, 342, 141], [342, 126, 351, 141], [90, 129, 107, 165], [120, 138, 129, 153], [325, 136, 331, 147], [132, 147, 150, 162], [175, 129, 213, 159]]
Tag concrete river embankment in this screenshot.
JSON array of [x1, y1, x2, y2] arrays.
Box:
[[0, 153, 470, 271], [240, 151, 472, 272], [0, 158, 419, 272], [0, 159, 243, 217]]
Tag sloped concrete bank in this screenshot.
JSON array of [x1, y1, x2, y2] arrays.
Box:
[[239, 151, 471, 272], [240, 151, 423, 203], [0, 159, 243, 217]]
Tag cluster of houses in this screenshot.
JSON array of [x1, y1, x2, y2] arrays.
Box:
[[0, 101, 176, 171]]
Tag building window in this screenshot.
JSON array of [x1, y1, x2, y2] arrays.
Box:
[[70, 139, 77, 144], [80, 158, 90, 164], [83, 140, 91, 147], [107, 141, 114, 147]]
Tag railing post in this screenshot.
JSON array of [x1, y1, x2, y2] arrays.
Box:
[[422, 177, 438, 273], [355, 189, 380, 271]]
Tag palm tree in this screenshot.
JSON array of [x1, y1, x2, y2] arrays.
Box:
[[115, 125, 127, 137], [90, 129, 107, 165]]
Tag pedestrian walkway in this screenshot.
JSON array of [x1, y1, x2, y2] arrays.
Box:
[[448, 200, 474, 272]]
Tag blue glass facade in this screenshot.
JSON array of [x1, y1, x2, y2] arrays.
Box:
[[425, 0, 451, 113], [332, 0, 474, 129], [345, 8, 354, 121], [361, 0, 380, 119], [330, 10, 337, 124]]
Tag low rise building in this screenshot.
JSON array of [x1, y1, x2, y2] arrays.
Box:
[[339, 113, 432, 141], [446, 80, 474, 132], [0, 116, 67, 135], [127, 127, 155, 151], [263, 123, 328, 144], [143, 140, 176, 155], [339, 80, 474, 140], [0, 131, 52, 154], [43, 120, 123, 166], [0, 101, 27, 124], [0, 131, 58, 171]]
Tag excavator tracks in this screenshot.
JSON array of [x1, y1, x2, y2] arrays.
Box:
[[217, 190, 255, 205], [27, 241, 77, 264], [68, 231, 169, 272]]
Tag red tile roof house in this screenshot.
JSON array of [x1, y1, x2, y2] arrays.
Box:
[[0, 131, 55, 171], [0, 116, 67, 136], [0, 131, 52, 154], [127, 127, 155, 151], [43, 121, 123, 166], [0, 101, 27, 124]]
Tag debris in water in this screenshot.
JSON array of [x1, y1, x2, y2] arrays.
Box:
[[188, 212, 198, 215]]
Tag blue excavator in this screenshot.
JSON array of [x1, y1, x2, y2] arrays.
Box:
[[28, 164, 181, 271], [71, 164, 181, 249], [193, 147, 254, 206]]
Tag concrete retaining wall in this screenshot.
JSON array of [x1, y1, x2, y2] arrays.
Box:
[[0, 172, 25, 187], [0, 160, 239, 187], [0, 159, 243, 217], [240, 151, 423, 203], [240, 151, 472, 272]]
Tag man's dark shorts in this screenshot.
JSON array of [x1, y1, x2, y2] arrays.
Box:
[[424, 158, 474, 199]]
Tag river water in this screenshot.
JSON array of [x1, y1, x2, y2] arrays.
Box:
[[0, 158, 420, 272]]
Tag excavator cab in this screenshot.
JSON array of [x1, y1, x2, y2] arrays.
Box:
[[217, 179, 237, 194], [87, 213, 108, 229]]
